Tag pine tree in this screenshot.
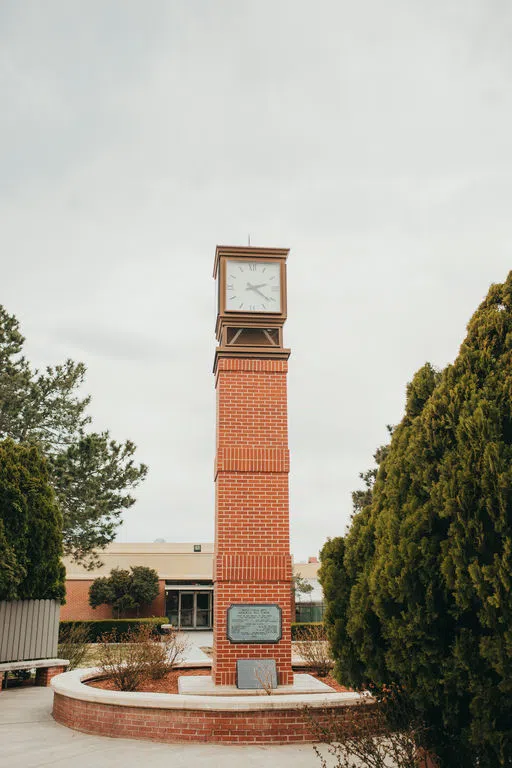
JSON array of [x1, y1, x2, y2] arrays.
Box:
[[0, 306, 147, 567], [320, 273, 512, 766]]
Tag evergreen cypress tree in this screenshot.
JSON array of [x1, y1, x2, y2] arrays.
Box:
[[320, 273, 512, 766], [0, 439, 65, 602]]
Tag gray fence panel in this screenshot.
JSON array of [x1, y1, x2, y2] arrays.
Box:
[[0, 601, 8, 661], [18, 599, 29, 659], [26, 600, 36, 659], [11, 602, 22, 661], [0, 600, 61, 662], [41, 601, 49, 657], [49, 601, 60, 657], [34, 601, 43, 659], [44, 600, 52, 658]]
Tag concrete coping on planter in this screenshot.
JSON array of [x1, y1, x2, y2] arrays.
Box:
[[51, 667, 370, 712], [0, 658, 69, 672]]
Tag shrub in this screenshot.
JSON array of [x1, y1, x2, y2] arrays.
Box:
[[59, 617, 168, 643], [58, 622, 90, 670], [294, 624, 333, 677], [96, 627, 148, 691], [143, 627, 190, 680], [306, 684, 430, 768], [291, 622, 324, 640], [96, 624, 190, 690], [161, 628, 190, 671], [254, 663, 276, 695]]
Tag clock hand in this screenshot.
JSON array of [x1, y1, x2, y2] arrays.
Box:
[[246, 282, 268, 291], [251, 287, 271, 302]]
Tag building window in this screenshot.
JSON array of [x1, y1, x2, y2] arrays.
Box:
[[165, 589, 213, 629], [194, 544, 202, 552]]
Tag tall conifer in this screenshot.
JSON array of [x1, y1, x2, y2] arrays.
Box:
[[321, 273, 512, 766], [0, 439, 65, 601]]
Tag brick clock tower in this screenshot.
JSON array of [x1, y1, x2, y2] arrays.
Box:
[[212, 245, 294, 687]]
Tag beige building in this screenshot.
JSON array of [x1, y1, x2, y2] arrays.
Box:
[[62, 542, 321, 628]]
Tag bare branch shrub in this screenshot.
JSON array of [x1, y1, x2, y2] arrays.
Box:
[[144, 628, 190, 680], [96, 628, 148, 691], [254, 663, 276, 695], [305, 685, 432, 768], [96, 625, 191, 688], [57, 622, 90, 670], [162, 628, 190, 670], [295, 624, 333, 677]]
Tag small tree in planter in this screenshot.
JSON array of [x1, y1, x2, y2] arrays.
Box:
[[89, 566, 159, 618]]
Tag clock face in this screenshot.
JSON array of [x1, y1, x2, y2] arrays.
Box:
[[225, 260, 281, 313]]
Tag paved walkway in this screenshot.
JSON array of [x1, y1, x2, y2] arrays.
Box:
[[0, 634, 348, 767], [179, 630, 307, 664], [179, 630, 213, 662], [0, 687, 330, 768]]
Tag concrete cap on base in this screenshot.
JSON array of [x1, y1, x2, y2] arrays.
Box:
[[51, 667, 368, 711]]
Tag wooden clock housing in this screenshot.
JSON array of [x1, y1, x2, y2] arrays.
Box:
[[213, 245, 290, 370]]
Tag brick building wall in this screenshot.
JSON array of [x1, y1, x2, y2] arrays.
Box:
[[213, 358, 293, 685], [61, 580, 166, 621]]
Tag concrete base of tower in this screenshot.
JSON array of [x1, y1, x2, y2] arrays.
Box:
[[178, 673, 334, 696]]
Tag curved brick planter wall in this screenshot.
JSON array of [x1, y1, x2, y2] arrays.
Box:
[[51, 669, 370, 745]]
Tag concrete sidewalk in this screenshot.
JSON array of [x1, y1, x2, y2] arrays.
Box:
[[0, 686, 329, 768], [179, 630, 213, 663]]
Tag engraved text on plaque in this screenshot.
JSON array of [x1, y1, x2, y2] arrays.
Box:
[[226, 604, 282, 644]]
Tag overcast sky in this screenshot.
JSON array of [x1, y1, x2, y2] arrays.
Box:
[[2, 1, 511, 562]]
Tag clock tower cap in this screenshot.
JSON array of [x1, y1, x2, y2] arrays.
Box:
[[213, 245, 289, 278]]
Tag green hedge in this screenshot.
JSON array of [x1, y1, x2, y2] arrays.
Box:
[[291, 622, 324, 640], [59, 617, 168, 643], [61, 619, 321, 643]]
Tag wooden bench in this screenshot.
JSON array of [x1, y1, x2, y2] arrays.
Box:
[[0, 658, 69, 690]]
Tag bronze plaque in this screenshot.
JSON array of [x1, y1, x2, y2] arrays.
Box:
[[226, 604, 282, 643]]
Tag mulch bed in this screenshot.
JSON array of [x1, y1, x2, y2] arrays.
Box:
[[88, 667, 210, 693], [87, 668, 350, 694], [316, 674, 350, 692]]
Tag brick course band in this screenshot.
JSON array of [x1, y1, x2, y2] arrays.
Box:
[[52, 669, 369, 745], [216, 358, 289, 375], [215, 554, 292, 582], [215, 447, 290, 476]]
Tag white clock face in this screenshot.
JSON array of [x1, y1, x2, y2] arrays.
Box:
[[225, 260, 281, 312]]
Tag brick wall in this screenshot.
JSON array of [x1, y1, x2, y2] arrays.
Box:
[[35, 666, 67, 686], [53, 691, 369, 744], [213, 358, 293, 685], [61, 580, 166, 621]]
